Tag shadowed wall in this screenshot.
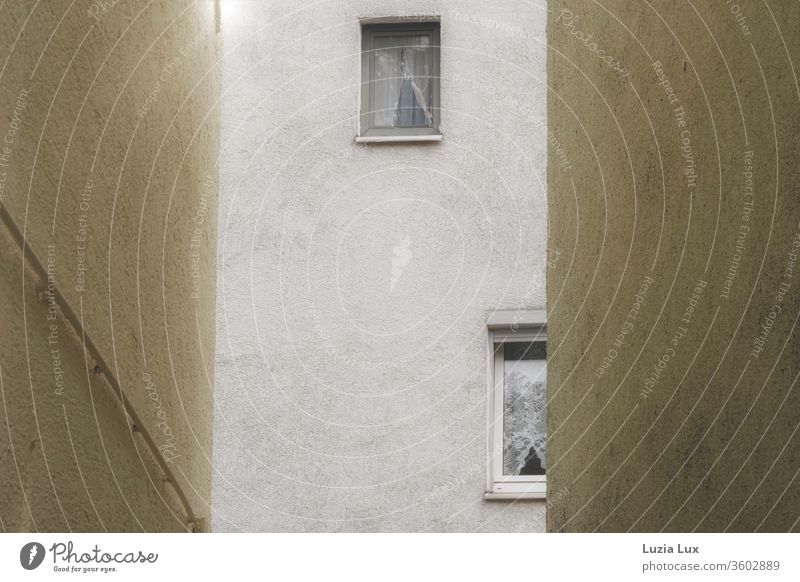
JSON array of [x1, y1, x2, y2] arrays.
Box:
[[0, 0, 219, 532], [547, 1, 800, 532]]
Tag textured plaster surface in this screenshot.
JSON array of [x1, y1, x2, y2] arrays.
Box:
[[0, 0, 219, 531], [213, 0, 548, 532], [547, 1, 800, 532]]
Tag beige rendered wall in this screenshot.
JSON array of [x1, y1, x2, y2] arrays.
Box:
[[547, 2, 800, 531], [0, 1, 219, 531]]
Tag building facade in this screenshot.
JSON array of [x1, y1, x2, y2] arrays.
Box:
[[0, 0, 219, 532], [213, 1, 549, 532], [547, 0, 800, 532]]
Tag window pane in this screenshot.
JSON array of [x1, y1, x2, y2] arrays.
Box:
[[502, 341, 547, 476], [372, 34, 432, 128]]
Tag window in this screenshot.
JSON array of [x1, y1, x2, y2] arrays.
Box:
[[486, 311, 547, 499], [358, 21, 441, 142]]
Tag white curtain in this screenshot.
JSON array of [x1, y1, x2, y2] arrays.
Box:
[[503, 347, 547, 476], [373, 35, 432, 128]]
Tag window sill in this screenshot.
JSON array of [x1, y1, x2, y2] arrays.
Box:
[[484, 491, 547, 501], [486, 479, 546, 500], [355, 134, 442, 144]]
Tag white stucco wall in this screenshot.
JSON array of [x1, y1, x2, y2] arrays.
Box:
[[213, 0, 548, 532]]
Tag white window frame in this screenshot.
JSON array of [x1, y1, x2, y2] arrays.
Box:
[[485, 310, 547, 500]]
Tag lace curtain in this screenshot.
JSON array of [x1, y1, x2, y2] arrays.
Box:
[[503, 343, 547, 476], [372, 35, 433, 128]]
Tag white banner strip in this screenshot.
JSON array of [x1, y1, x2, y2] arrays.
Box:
[[1, 533, 797, 581]]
